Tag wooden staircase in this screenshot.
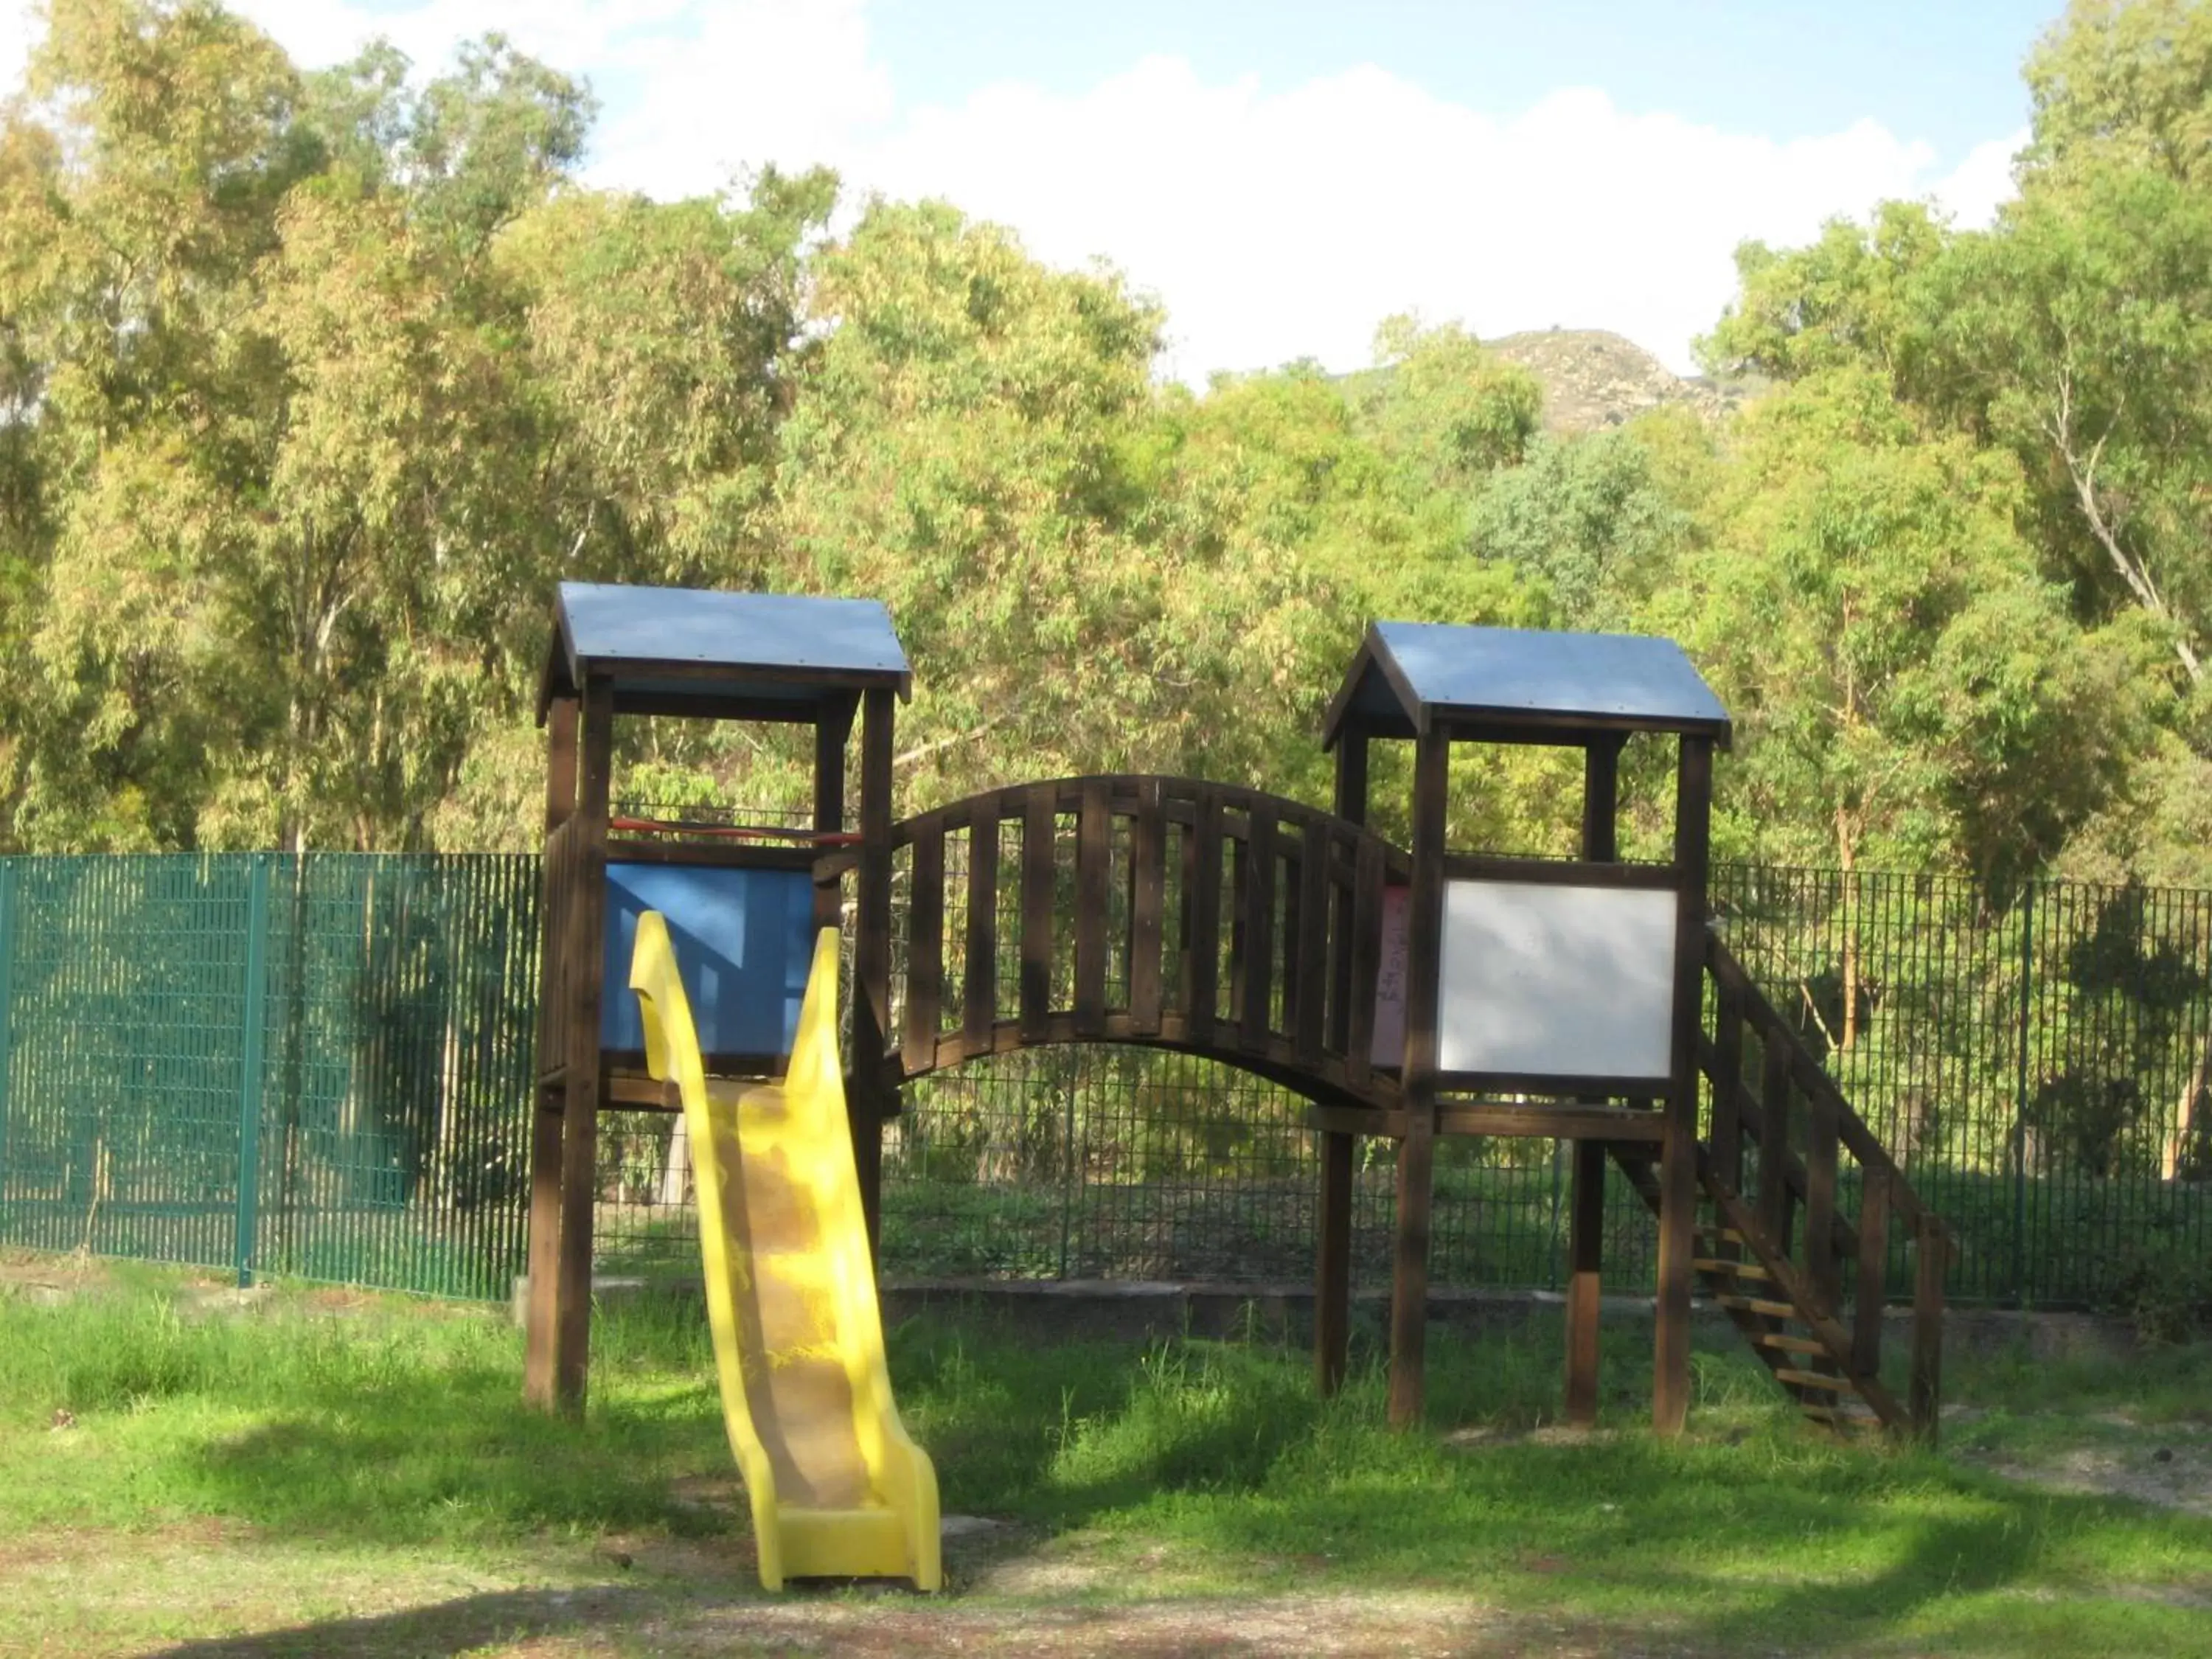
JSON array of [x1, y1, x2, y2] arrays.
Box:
[[1615, 936, 1950, 1443]]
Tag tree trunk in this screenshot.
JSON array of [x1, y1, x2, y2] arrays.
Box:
[[2168, 1024, 2212, 1181], [1836, 809, 1861, 1052]]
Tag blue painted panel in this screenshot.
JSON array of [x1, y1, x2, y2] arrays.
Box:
[[601, 863, 815, 1058]]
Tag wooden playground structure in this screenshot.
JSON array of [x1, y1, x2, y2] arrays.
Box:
[[528, 583, 1950, 1442]]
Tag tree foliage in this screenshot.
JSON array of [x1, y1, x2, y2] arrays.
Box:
[[0, 0, 2206, 902]]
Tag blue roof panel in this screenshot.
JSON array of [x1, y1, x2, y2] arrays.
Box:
[[1365, 622, 1728, 734], [555, 583, 909, 700]]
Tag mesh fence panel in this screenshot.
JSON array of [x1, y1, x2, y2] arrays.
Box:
[[1, 851, 2207, 1307]]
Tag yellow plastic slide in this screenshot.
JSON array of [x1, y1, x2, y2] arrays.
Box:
[[628, 914, 942, 1592]]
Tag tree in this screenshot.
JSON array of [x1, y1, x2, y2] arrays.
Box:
[[1467, 425, 1697, 628], [1666, 369, 2154, 894], [2023, 0, 2212, 187], [1352, 315, 1542, 495]]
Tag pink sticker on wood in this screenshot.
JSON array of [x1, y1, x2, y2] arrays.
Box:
[[1371, 882, 1410, 1068]]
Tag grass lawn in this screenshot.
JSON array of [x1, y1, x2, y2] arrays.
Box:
[[1, 1251, 2208, 1657]]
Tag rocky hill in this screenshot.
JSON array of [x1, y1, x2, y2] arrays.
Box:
[[1484, 329, 1765, 435]]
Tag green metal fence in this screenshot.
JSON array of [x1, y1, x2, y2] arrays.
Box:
[[0, 854, 538, 1298], [1, 852, 2207, 1308]]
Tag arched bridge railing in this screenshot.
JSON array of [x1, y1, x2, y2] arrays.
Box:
[[873, 776, 1411, 1110]]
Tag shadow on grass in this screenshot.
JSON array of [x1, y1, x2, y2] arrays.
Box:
[[141, 1583, 745, 1659], [141, 1300, 2212, 1656]]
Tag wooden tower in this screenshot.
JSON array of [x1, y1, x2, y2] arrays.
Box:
[[526, 582, 910, 1415], [1316, 622, 1731, 1432]]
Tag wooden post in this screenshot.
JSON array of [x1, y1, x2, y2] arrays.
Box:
[[1654, 734, 1713, 1436], [852, 686, 896, 1265], [813, 694, 855, 931], [554, 679, 613, 1415], [1316, 723, 1368, 1397], [1389, 727, 1450, 1429], [1911, 1212, 1945, 1445], [524, 694, 578, 1411], [1565, 736, 1621, 1426]]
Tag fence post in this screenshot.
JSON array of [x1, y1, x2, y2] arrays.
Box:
[[234, 855, 271, 1289], [2009, 883, 2034, 1310], [0, 860, 15, 1219]]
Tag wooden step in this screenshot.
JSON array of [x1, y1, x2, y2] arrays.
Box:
[[1773, 1368, 1852, 1392], [1693, 1256, 1773, 1279], [1693, 1226, 1747, 1246], [1714, 1293, 1800, 1319], [1747, 1332, 1827, 1356]]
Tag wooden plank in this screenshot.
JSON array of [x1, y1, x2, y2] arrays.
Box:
[[521, 1090, 565, 1410], [525, 691, 582, 1406], [964, 795, 1000, 1049], [1390, 727, 1450, 1430], [1074, 781, 1110, 1035], [853, 689, 896, 1065], [1708, 981, 1745, 1192], [1437, 1102, 1666, 1141], [1226, 831, 1248, 1043], [1653, 733, 1713, 1438], [1853, 1164, 1889, 1379], [1757, 1032, 1793, 1245], [1020, 788, 1056, 1038], [1240, 800, 1277, 1051], [1564, 1138, 1605, 1426], [1435, 1069, 1674, 1098], [1442, 853, 1678, 889], [903, 826, 945, 1074], [1294, 818, 1329, 1065], [1175, 785, 1198, 1018], [1315, 1129, 1354, 1397], [554, 678, 614, 1415], [1911, 1211, 1945, 1444], [602, 838, 819, 872], [1329, 726, 1371, 1056], [1130, 779, 1165, 1034], [1582, 737, 1621, 861], [813, 692, 855, 928], [1189, 789, 1222, 1037], [1804, 1080, 1841, 1310], [1346, 837, 1382, 1088], [853, 686, 897, 1266]]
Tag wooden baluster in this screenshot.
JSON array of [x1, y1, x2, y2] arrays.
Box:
[[1074, 782, 1109, 1036], [1242, 801, 1276, 1051], [1130, 779, 1165, 1036], [1294, 818, 1329, 1066], [1020, 790, 1055, 1038], [1853, 1164, 1889, 1379], [1708, 980, 1744, 1193], [1190, 790, 1222, 1038], [1345, 838, 1382, 1089], [1758, 1030, 1792, 1248], [1804, 1079, 1840, 1310], [903, 826, 945, 1074], [962, 795, 999, 1054]]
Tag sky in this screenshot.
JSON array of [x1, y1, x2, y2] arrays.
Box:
[[0, 0, 2065, 378]]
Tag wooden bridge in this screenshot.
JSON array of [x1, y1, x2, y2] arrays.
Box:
[[851, 774, 1950, 1441]]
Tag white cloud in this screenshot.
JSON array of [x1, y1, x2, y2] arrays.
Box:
[[0, 0, 2025, 378]]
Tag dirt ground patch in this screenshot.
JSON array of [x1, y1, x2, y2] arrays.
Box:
[[1953, 1412, 2212, 1517]]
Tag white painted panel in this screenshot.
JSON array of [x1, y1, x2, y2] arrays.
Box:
[[1438, 880, 1676, 1079]]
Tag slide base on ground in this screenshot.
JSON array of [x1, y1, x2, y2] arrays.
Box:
[[630, 914, 941, 1593]]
